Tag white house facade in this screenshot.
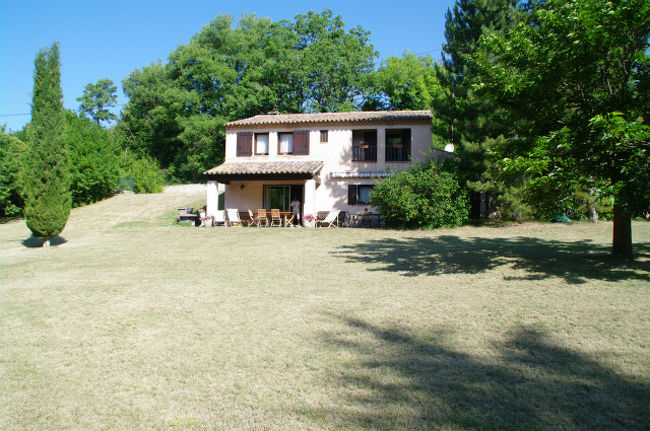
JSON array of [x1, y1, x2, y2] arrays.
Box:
[[204, 110, 450, 220]]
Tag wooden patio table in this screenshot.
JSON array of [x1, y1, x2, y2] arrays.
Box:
[[252, 210, 294, 227]]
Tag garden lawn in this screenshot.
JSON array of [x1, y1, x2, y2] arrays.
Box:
[[1, 191, 649, 431]]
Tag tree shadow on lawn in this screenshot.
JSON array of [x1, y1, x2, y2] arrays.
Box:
[[22, 235, 67, 248], [333, 235, 650, 284], [306, 316, 649, 430]]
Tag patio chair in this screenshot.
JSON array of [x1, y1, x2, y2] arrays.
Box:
[[213, 210, 226, 227], [247, 210, 258, 227], [284, 212, 295, 227], [270, 209, 282, 227], [257, 209, 269, 227], [226, 209, 243, 227], [316, 210, 340, 228]]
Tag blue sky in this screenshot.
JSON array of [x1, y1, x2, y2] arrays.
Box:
[[0, 0, 454, 132]]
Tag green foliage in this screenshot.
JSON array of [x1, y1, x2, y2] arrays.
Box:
[[76, 78, 118, 126], [586, 114, 649, 216], [362, 53, 448, 147], [23, 43, 71, 241], [0, 132, 27, 216], [64, 112, 120, 206], [119, 10, 377, 182], [364, 53, 441, 110], [440, 0, 525, 153], [294, 9, 376, 112], [371, 159, 470, 229], [118, 153, 164, 194]]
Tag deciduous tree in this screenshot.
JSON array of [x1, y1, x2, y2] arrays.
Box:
[[472, 0, 650, 257], [77, 78, 118, 126]]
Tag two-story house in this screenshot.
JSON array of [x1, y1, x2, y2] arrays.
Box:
[[204, 110, 447, 221]]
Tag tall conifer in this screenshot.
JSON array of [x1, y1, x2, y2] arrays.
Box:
[[23, 42, 71, 247]]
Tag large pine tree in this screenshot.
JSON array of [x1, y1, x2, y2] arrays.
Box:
[[23, 42, 71, 247]]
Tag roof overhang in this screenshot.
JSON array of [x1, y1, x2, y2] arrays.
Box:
[[225, 110, 433, 130], [203, 160, 324, 184]]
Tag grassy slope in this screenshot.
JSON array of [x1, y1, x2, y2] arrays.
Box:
[[1, 192, 648, 431]]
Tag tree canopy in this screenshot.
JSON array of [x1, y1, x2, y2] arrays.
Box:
[[119, 10, 378, 182], [77, 78, 118, 126], [470, 0, 650, 257]]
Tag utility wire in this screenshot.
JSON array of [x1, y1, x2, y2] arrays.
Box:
[[1, 103, 126, 118], [0, 112, 30, 117]]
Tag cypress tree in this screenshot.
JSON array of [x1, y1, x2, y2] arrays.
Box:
[[23, 42, 71, 247]]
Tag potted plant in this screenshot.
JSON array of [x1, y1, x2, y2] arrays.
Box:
[[201, 215, 213, 227], [359, 141, 369, 149], [303, 214, 316, 227]]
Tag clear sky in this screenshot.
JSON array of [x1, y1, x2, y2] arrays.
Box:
[[0, 0, 454, 132]]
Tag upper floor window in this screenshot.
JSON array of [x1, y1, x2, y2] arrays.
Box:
[[255, 133, 269, 155], [386, 129, 411, 162], [278, 131, 310, 155], [352, 130, 377, 162], [320, 130, 328, 143], [279, 133, 293, 154]]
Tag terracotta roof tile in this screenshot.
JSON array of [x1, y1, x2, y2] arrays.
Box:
[[225, 110, 432, 128], [203, 160, 324, 176]]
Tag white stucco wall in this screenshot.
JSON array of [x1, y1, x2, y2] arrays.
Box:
[[218, 122, 437, 215]]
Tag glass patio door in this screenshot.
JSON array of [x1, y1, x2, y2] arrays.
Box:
[[263, 186, 291, 210]]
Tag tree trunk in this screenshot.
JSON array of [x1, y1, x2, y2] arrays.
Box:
[[587, 187, 598, 222], [42, 238, 50, 248], [612, 204, 632, 258]]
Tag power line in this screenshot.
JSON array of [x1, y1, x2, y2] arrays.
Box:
[[412, 48, 443, 56], [0, 112, 30, 117], [1, 103, 126, 118]]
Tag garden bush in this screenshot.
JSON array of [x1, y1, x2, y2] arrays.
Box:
[[65, 113, 120, 207], [0, 132, 27, 217], [371, 158, 470, 228], [119, 153, 164, 194]]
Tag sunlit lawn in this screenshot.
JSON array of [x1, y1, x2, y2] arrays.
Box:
[[1, 191, 649, 430]]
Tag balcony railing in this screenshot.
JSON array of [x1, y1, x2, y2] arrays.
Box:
[[352, 144, 377, 162], [385, 144, 410, 162]]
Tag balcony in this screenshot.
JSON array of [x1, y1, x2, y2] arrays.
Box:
[[352, 144, 377, 162], [385, 144, 410, 162]]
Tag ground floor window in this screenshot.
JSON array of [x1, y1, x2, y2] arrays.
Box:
[[348, 184, 374, 205]]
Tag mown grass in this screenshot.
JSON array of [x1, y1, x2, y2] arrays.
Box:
[[1, 191, 648, 430]]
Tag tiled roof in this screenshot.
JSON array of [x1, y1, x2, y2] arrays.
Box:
[[204, 160, 324, 176], [225, 110, 432, 128]]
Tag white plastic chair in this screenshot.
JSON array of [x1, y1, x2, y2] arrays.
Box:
[[316, 210, 341, 228], [226, 209, 242, 227], [213, 210, 226, 227]]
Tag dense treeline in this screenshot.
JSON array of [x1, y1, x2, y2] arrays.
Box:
[[1, 111, 164, 217], [118, 10, 380, 181]]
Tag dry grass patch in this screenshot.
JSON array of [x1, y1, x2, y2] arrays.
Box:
[[1, 192, 648, 430]]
